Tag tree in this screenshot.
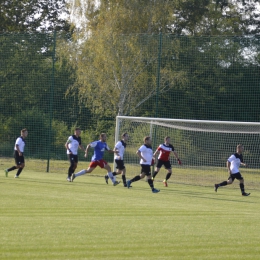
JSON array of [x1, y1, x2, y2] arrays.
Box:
[[0, 0, 70, 32]]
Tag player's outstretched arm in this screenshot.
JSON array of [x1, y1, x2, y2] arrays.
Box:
[[84, 144, 91, 158], [173, 151, 182, 165]]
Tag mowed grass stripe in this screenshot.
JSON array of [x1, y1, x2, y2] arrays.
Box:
[[1, 170, 260, 260]]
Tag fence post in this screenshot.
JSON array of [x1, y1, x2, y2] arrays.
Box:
[[46, 31, 56, 172], [152, 32, 162, 152]]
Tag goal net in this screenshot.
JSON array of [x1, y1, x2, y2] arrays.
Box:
[[115, 116, 260, 190]]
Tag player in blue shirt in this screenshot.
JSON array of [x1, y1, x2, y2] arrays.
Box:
[[71, 133, 120, 185]]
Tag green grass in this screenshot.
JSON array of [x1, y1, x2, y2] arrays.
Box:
[[1, 167, 260, 260]]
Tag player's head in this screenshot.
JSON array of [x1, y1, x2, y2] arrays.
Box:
[[21, 128, 28, 137], [100, 133, 107, 142], [143, 136, 151, 145], [122, 132, 129, 141], [237, 144, 244, 153], [74, 128, 81, 136], [164, 136, 171, 144]]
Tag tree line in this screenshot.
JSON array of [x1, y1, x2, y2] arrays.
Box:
[[1, 0, 260, 160]]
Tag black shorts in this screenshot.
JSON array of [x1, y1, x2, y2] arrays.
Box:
[[115, 159, 125, 170], [228, 172, 244, 181], [14, 150, 24, 165], [68, 154, 78, 164], [156, 159, 171, 169], [140, 164, 151, 176]]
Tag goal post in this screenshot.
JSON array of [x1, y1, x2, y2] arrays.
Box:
[[115, 116, 260, 190]]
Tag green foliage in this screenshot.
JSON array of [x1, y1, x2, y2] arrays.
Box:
[[0, 0, 70, 32]]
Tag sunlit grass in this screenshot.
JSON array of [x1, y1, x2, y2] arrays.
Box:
[[1, 170, 260, 259]]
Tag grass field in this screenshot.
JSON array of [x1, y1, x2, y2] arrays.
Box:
[[1, 165, 260, 260]]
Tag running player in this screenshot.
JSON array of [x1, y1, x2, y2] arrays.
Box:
[[5, 128, 28, 178], [65, 128, 85, 182], [126, 136, 160, 193], [71, 133, 120, 186], [105, 132, 129, 187], [215, 144, 250, 196], [152, 136, 182, 187]]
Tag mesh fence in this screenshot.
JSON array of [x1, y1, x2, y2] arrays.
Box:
[[1, 32, 259, 186]]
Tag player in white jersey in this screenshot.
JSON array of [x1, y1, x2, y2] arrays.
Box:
[[4, 128, 28, 178], [104, 133, 129, 187], [65, 128, 85, 182], [126, 136, 160, 193], [214, 144, 250, 196]]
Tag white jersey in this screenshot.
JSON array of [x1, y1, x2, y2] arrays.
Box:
[[227, 153, 243, 174], [138, 144, 153, 165], [66, 135, 82, 155], [14, 136, 26, 153], [114, 140, 126, 160]]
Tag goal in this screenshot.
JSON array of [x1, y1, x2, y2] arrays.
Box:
[[115, 116, 260, 190]]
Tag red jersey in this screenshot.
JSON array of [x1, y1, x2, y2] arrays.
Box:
[[157, 143, 174, 161]]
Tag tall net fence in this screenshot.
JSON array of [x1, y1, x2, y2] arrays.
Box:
[[0, 32, 259, 183]]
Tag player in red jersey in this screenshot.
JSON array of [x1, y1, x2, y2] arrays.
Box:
[[152, 136, 182, 187]]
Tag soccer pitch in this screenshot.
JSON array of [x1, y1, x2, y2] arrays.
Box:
[[1, 170, 260, 260]]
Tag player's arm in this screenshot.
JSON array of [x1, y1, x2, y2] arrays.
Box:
[[79, 144, 85, 151], [84, 143, 92, 158], [226, 160, 232, 174], [153, 149, 159, 157], [15, 144, 22, 156], [173, 151, 182, 165], [136, 150, 146, 162], [65, 138, 72, 154], [241, 162, 247, 167]]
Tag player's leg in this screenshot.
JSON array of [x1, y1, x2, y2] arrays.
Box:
[[71, 162, 96, 182], [152, 160, 163, 180], [214, 175, 233, 192], [5, 151, 20, 177], [163, 161, 172, 187], [104, 163, 120, 186], [127, 171, 146, 188], [146, 168, 160, 193], [113, 160, 126, 186], [14, 152, 25, 178], [67, 155, 77, 181], [237, 174, 250, 196]]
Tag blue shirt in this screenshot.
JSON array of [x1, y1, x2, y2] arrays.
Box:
[[90, 140, 110, 161]]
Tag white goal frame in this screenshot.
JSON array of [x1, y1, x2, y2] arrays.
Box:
[[114, 116, 260, 188]]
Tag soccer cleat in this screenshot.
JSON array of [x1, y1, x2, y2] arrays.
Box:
[[163, 180, 168, 187], [152, 188, 160, 193], [4, 169, 8, 177], [126, 180, 132, 188], [14, 175, 19, 178], [113, 181, 120, 186], [214, 184, 219, 192], [70, 173, 76, 182], [104, 175, 109, 184], [124, 183, 132, 188], [242, 192, 250, 196], [67, 177, 71, 182]]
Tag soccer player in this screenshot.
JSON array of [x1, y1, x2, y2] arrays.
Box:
[[104, 132, 129, 187], [4, 128, 28, 178], [126, 136, 160, 193], [71, 133, 120, 186], [65, 128, 85, 182], [214, 144, 250, 196], [152, 136, 182, 187]]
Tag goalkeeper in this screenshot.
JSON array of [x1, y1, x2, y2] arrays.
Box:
[[152, 136, 182, 187]]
